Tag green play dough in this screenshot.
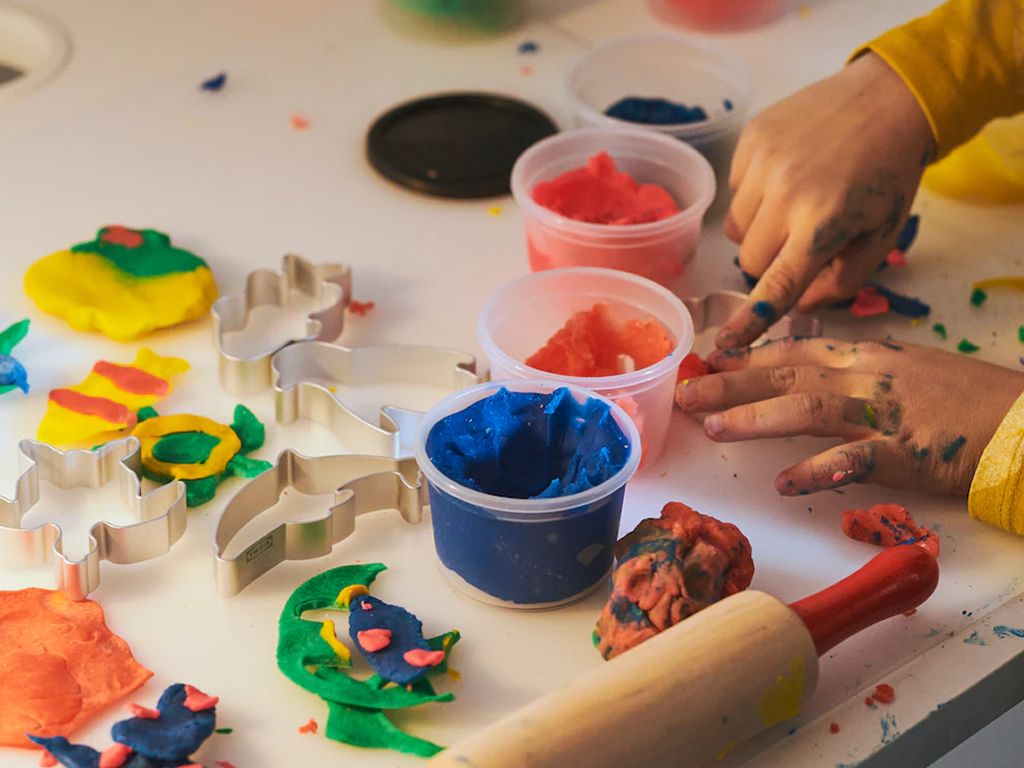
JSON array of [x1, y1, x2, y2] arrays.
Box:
[[230, 403, 265, 453], [0, 318, 29, 356], [151, 432, 221, 464], [71, 227, 207, 277], [276, 564, 460, 757]]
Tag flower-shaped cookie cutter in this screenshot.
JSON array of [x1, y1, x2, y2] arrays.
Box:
[[212, 254, 352, 395], [272, 341, 485, 459], [0, 437, 187, 600], [214, 450, 425, 596]]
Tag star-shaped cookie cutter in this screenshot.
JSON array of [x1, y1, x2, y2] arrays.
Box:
[[0, 437, 187, 600], [683, 290, 822, 341], [214, 450, 425, 596], [212, 254, 352, 395], [271, 341, 485, 459]]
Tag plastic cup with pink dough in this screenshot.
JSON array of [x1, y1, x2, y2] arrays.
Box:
[[649, 0, 785, 31], [416, 380, 642, 609], [565, 36, 752, 187], [478, 267, 695, 467], [510, 127, 715, 287]]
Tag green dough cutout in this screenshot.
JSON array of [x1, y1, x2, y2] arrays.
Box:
[[71, 226, 207, 277], [151, 431, 221, 464], [231, 403, 266, 453], [0, 318, 29, 356], [277, 564, 460, 757]]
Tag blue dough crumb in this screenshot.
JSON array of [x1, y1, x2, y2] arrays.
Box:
[[605, 96, 708, 126], [348, 595, 436, 685], [723, 98, 734, 111], [517, 40, 539, 54], [896, 214, 920, 252], [426, 387, 630, 499], [200, 71, 227, 91], [0, 354, 28, 394], [868, 284, 931, 318]]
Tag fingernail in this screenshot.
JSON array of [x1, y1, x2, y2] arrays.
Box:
[[775, 475, 794, 494], [704, 413, 725, 435], [678, 381, 698, 408]]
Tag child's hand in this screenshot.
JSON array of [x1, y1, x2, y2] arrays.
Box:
[[675, 338, 1024, 497], [717, 53, 935, 349]]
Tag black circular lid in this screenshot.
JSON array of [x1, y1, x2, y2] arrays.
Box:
[[367, 92, 558, 199]]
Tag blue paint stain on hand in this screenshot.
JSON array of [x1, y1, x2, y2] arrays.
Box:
[[941, 436, 966, 462], [200, 71, 227, 91], [752, 301, 777, 323], [605, 96, 708, 125], [426, 387, 630, 499], [348, 595, 438, 685]]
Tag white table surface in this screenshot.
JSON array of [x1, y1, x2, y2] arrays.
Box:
[[1, 1, 1023, 767]]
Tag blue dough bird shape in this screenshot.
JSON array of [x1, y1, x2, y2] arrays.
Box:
[[348, 595, 444, 685], [0, 319, 30, 394]]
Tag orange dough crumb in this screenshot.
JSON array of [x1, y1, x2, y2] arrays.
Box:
[[841, 503, 939, 559], [0, 589, 152, 748], [872, 683, 895, 704], [348, 300, 376, 316], [298, 718, 318, 734], [829, 722, 840, 735], [526, 303, 674, 377]]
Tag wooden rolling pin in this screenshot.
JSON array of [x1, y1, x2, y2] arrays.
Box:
[[430, 545, 938, 768]]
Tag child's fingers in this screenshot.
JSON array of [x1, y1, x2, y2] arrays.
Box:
[[725, 179, 765, 243], [702, 393, 876, 441], [715, 232, 816, 349], [736, 204, 788, 280], [774, 438, 894, 495], [797, 242, 889, 311], [708, 337, 859, 372], [676, 366, 873, 412]]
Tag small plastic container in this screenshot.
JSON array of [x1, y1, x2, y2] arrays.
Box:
[[565, 35, 753, 183], [478, 267, 694, 466], [510, 128, 715, 287], [649, 0, 785, 32], [416, 380, 642, 609]]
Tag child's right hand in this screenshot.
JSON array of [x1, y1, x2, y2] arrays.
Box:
[[717, 52, 936, 349]]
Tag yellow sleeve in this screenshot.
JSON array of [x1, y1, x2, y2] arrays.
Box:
[[969, 390, 1024, 535], [852, 0, 1024, 159]]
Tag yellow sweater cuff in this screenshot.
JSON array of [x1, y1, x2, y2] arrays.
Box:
[[851, 0, 1024, 159], [969, 390, 1024, 535]]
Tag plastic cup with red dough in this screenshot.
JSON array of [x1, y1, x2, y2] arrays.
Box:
[[510, 127, 715, 287], [478, 267, 694, 467], [648, 0, 785, 32], [565, 35, 752, 184], [415, 380, 642, 609]]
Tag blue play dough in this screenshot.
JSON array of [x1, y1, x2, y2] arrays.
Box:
[[112, 684, 216, 764], [897, 214, 920, 251], [0, 354, 28, 393], [605, 96, 708, 125], [348, 595, 435, 685], [424, 387, 632, 604], [426, 387, 629, 499], [27, 736, 160, 768]]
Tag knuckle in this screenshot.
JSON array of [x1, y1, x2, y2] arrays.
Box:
[[767, 365, 799, 394], [796, 392, 826, 420], [760, 269, 800, 301]]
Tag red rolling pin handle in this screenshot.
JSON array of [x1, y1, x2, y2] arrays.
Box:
[[789, 545, 939, 656]]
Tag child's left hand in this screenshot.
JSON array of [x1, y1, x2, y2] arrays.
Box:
[[675, 338, 1024, 497]]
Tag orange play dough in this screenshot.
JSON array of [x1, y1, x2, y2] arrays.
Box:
[[0, 588, 152, 748], [526, 303, 674, 377]]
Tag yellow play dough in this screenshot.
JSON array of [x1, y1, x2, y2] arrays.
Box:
[[24, 249, 218, 341], [924, 114, 1024, 204], [130, 414, 240, 480]]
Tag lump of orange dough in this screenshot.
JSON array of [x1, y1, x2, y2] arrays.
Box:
[[841, 503, 940, 559], [0, 588, 152, 748], [595, 502, 754, 660], [526, 303, 674, 377], [531, 151, 680, 225]]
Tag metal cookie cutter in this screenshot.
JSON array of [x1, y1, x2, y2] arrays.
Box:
[[0, 437, 187, 600], [212, 254, 352, 395], [272, 341, 485, 458], [683, 290, 822, 342], [214, 450, 425, 596]]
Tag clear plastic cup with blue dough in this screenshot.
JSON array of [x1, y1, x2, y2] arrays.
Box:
[[415, 380, 642, 609]]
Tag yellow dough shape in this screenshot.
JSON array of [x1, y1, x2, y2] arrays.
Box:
[[37, 348, 190, 447], [924, 114, 1024, 204], [24, 226, 218, 341]]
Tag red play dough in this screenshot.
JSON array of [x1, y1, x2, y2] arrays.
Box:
[[92, 362, 170, 396], [841, 503, 940, 559], [125, 703, 160, 720], [402, 649, 445, 668], [182, 684, 219, 712], [0, 588, 152, 749], [595, 502, 754, 659], [526, 303, 674, 377], [850, 287, 890, 317], [48, 388, 135, 427], [100, 226, 144, 248], [99, 743, 132, 768], [677, 351, 710, 382], [357, 628, 392, 653], [531, 152, 680, 225]]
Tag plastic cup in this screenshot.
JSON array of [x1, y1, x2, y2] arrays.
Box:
[[649, 0, 785, 32], [565, 35, 752, 188], [478, 267, 694, 467], [510, 127, 715, 287], [416, 380, 641, 609]]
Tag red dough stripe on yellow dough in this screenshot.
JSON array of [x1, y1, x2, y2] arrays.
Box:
[[49, 388, 135, 426], [92, 361, 171, 396]]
